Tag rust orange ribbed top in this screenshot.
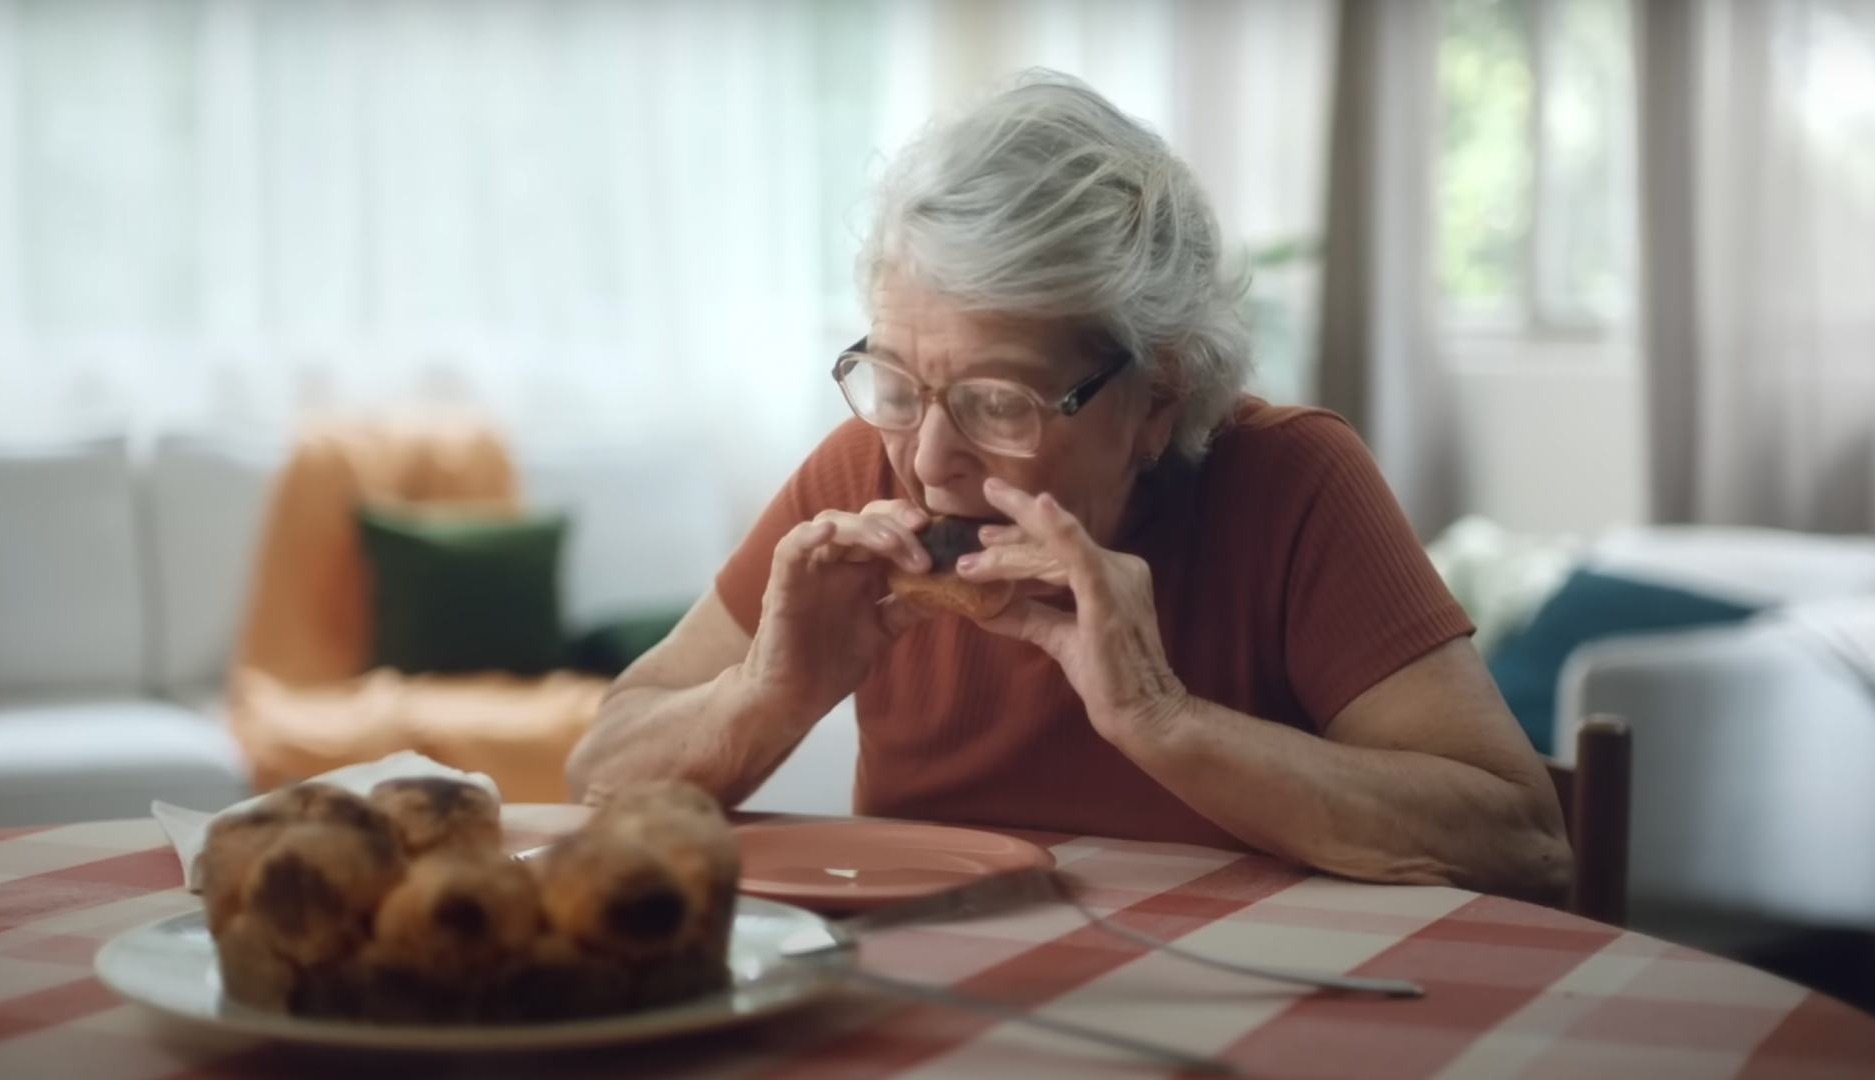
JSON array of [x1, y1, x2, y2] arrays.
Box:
[[715, 399, 1473, 848]]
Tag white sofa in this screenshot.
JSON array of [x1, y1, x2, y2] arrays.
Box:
[[1551, 527, 1875, 946], [0, 431, 860, 826]]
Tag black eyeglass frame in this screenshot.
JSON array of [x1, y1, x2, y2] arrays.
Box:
[[830, 336, 1133, 452]]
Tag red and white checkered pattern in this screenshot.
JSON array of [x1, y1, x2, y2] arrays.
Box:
[[2, 810, 1871, 1079]]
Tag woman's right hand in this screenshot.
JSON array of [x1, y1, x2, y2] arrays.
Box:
[[742, 499, 931, 721]]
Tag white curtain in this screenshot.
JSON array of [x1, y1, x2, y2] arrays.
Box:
[[1314, 0, 1459, 537], [1638, 0, 1875, 534], [0, 0, 1335, 524]]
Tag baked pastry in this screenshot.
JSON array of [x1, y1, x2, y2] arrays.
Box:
[[196, 783, 398, 936], [886, 515, 1015, 619], [369, 851, 541, 977], [197, 809, 290, 937], [342, 851, 544, 1022], [587, 789, 739, 963], [213, 912, 299, 1011], [240, 822, 404, 967], [368, 777, 502, 858], [489, 932, 622, 1022], [530, 827, 692, 961], [268, 782, 400, 836], [202, 775, 737, 1023]]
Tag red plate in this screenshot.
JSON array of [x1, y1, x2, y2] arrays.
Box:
[[735, 820, 1057, 913]]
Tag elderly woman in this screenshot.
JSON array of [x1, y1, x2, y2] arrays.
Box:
[[569, 76, 1570, 900]]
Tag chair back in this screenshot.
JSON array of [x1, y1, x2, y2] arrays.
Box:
[[1546, 714, 1632, 926]]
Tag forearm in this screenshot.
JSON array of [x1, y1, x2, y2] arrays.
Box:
[[1117, 696, 1571, 902], [565, 665, 814, 808]]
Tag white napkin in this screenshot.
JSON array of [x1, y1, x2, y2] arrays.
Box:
[[154, 750, 500, 891]]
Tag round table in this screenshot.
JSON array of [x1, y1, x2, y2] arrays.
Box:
[[1, 805, 1871, 1078]]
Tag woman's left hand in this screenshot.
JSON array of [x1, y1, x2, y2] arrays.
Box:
[[958, 477, 1190, 743]]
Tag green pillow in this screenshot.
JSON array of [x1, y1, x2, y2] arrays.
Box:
[[1488, 568, 1758, 754], [358, 507, 570, 676], [569, 608, 690, 677]]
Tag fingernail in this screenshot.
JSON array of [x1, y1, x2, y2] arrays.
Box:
[[956, 554, 978, 573], [984, 477, 1006, 492]]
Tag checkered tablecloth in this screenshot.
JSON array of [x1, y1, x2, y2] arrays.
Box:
[[2, 806, 1871, 1079]]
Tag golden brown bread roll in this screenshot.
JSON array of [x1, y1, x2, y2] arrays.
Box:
[[368, 777, 502, 858], [585, 797, 739, 961], [369, 851, 541, 978], [195, 783, 398, 935], [262, 782, 402, 851], [214, 912, 299, 1011], [197, 810, 290, 937], [241, 823, 404, 967], [202, 776, 736, 1022], [488, 931, 623, 1022], [530, 827, 693, 962], [887, 515, 1015, 619]]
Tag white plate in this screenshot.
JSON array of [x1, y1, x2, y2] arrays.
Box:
[[95, 897, 851, 1052]]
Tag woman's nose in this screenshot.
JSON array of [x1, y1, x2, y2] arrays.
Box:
[[912, 397, 974, 485]]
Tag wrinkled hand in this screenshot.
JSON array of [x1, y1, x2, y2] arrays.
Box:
[[746, 499, 932, 722], [957, 478, 1189, 742]]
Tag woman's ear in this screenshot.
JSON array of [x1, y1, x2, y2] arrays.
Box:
[[1139, 398, 1179, 463], [1136, 353, 1182, 460]]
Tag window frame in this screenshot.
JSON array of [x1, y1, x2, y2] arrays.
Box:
[[1437, 0, 1631, 346]]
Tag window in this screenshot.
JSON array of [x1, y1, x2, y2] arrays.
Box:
[[1437, 0, 1635, 336]]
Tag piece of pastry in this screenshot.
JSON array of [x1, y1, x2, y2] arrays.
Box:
[[240, 822, 404, 968], [530, 826, 695, 962], [195, 782, 398, 935], [587, 791, 739, 961], [368, 776, 502, 859], [204, 773, 742, 1023], [369, 851, 542, 979], [488, 931, 623, 1022], [196, 809, 290, 937], [886, 515, 1015, 619], [214, 912, 299, 1011], [265, 782, 402, 853]]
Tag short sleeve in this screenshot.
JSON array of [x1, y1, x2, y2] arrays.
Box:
[[1279, 416, 1474, 725], [712, 420, 890, 635]]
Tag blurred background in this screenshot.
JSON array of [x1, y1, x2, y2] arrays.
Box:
[[1, 0, 1872, 1011], [2, 0, 1869, 535]]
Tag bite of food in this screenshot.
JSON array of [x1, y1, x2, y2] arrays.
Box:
[[885, 515, 1015, 620]]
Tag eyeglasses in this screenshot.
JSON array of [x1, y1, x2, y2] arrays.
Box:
[[830, 337, 1131, 458]]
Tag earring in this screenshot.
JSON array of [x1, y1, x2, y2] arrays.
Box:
[[1138, 451, 1160, 470]]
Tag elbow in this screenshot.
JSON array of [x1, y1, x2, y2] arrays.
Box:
[[1498, 785, 1574, 906], [1418, 824, 1570, 903], [1518, 827, 1575, 908]]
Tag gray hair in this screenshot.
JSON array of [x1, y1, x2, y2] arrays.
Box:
[[859, 71, 1252, 460]]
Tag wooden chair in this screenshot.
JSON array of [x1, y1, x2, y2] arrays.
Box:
[[1546, 714, 1632, 926]]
